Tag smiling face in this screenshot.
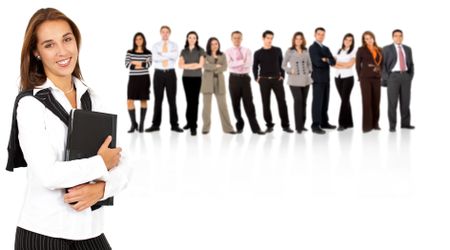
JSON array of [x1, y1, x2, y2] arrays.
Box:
[[294, 35, 303, 48], [34, 20, 78, 82], [135, 35, 144, 48], [364, 34, 374, 46], [344, 36, 353, 49], [210, 39, 219, 53], [188, 33, 197, 47], [232, 33, 242, 47], [315, 30, 325, 43], [160, 27, 170, 41]]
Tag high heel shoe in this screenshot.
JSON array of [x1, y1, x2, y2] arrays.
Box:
[[128, 122, 138, 133]]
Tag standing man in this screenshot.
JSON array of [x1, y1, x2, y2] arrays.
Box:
[[309, 27, 336, 134], [146, 25, 183, 133], [226, 31, 265, 135], [253, 30, 293, 133], [382, 29, 415, 132]]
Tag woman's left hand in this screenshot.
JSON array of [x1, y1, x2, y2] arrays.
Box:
[[64, 181, 106, 212]]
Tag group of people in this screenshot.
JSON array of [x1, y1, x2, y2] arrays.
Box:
[[126, 26, 415, 136]]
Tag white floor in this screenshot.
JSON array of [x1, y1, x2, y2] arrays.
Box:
[[1, 100, 449, 250]]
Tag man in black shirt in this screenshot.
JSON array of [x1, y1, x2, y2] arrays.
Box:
[[253, 30, 293, 133]]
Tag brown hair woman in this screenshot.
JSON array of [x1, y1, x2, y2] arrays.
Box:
[[356, 31, 383, 132], [9, 8, 127, 249]]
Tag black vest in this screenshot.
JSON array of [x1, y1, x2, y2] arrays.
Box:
[[6, 88, 113, 211]]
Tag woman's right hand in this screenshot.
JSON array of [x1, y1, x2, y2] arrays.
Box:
[[97, 136, 121, 170]]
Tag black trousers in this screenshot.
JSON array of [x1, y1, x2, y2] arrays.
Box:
[[289, 85, 310, 131], [387, 72, 412, 129], [259, 78, 290, 128], [335, 76, 354, 128], [15, 227, 111, 250], [311, 82, 331, 129], [360, 77, 381, 132], [229, 74, 261, 132], [152, 69, 179, 128], [182, 76, 201, 130]]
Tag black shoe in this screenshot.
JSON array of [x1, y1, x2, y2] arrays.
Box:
[[389, 128, 396, 132], [226, 131, 237, 134], [265, 127, 274, 133], [302, 128, 308, 132], [296, 130, 302, 134], [253, 130, 265, 135], [145, 126, 159, 132], [401, 125, 415, 129], [171, 127, 184, 133], [190, 129, 197, 136], [373, 126, 381, 130], [183, 124, 190, 130], [321, 124, 336, 129], [337, 126, 346, 131], [312, 128, 326, 134], [138, 123, 144, 133], [128, 122, 138, 133], [283, 127, 294, 133], [236, 129, 243, 134]]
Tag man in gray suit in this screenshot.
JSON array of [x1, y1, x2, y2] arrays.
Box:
[[382, 29, 415, 132]]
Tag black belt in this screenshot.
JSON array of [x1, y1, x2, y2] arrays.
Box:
[[259, 76, 279, 79], [155, 68, 175, 73], [392, 71, 407, 74], [230, 73, 249, 77]]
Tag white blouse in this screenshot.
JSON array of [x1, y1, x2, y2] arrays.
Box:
[[16, 77, 128, 240], [334, 48, 356, 78]]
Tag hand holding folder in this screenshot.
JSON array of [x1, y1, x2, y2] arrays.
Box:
[[65, 109, 119, 209]]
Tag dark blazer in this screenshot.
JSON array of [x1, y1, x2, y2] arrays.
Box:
[[309, 42, 336, 83], [356, 46, 383, 79], [381, 43, 414, 83]]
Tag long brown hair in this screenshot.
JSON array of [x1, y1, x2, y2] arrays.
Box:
[[20, 8, 82, 91], [290, 32, 307, 51], [361, 31, 380, 50]]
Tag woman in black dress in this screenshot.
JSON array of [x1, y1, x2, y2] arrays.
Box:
[[125, 32, 152, 132]]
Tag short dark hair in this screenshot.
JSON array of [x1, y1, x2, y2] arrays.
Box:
[[160, 25, 171, 33], [315, 27, 326, 33], [231, 31, 242, 37], [262, 30, 274, 38], [392, 29, 403, 36]]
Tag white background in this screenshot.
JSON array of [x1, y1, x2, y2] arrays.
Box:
[[0, 0, 449, 249]]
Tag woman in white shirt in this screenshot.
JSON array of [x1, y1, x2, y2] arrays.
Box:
[[12, 8, 127, 250], [334, 33, 356, 131]]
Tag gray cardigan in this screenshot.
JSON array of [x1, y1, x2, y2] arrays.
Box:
[[282, 49, 313, 87], [201, 54, 228, 94]]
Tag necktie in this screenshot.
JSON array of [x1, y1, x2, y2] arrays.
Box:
[[236, 47, 243, 60], [162, 42, 169, 68], [398, 45, 406, 72]]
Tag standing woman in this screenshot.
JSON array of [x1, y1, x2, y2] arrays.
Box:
[[9, 8, 127, 249], [334, 33, 356, 131], [282, 32, 313, 134], [356, 31, 383, 132], [125, 32, 152, 132], [201, 37, 236, 134], [179, 31, 205, 136]]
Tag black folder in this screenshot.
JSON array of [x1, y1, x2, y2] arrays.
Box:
[[65, 109, 117, 209]]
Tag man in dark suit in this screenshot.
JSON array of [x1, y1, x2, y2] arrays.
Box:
[[309, 27, 336, 134], [382, 29, 415, 132]]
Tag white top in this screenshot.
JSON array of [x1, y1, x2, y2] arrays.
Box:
[[392, 43, 408, 72], [152, 40, 179, 69], [334, 48, 356, 78], [16, 77, 129, 240]]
